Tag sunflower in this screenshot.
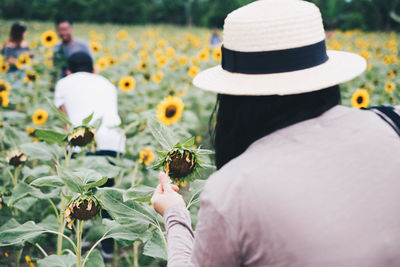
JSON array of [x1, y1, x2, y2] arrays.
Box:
[[32, 109, 48, 125], [119, 76, 136, 92], [153, 49, 163, 59], [7, 149, 26, 167], [188, 65, 200, 78], [351, 89, 370, 109], [64, 194, 101, 229], [137, 61, 147, 71], [139, 50, 149, 61], [29, 41, 38, 49], [0, 79, 11, 92], [16, 53, 31, 69], [68, 126, 95, 147], [90, 41, 102, 53], [157, 39, 167, 48], [157, 57, 168, 68], [24, 70, 39, 83], [166, 47, 175, 58], [139, 148, 155, 165], [179, 56, 188, 66], [165, 150, 195, 179], [96, 57, 108, 71], [41, 30, 58, 47], [213, 47, 222, 61], [152, 71, 164, 84], [198, 49, 210, 61], [387, 69, 397, 79], [129, 40, 136, 50], [117, 30, 128, 40], [385, 81, 396, 94], [26, 126, 36, 137], [0, 62, 9, 73], [157, 96, 184, 126], [0, 91, 10, 107]]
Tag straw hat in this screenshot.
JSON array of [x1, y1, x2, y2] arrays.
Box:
[[193, 0, 367, 96]]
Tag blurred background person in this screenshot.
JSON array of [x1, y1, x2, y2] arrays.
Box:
[[1, 22, 33, 72], [54, 18, 91, 77], [209, 28, 221, 48]]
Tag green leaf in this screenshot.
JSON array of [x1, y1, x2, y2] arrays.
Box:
[[123, 186, 154, 202], [34, 129, 67, 146], [74, 157, 121, 178], [96, 188, 155, 232], [84, 177, 108, 191], [83, 249, 104, 267], [23, 165, 51, 180], [82, 112, 94, 125], [31, 175, 65, 187], [38, 254, 76, 267], [101, 219, 151, 242], [143, 230, 168, 260], [183, 137, 195, 147], [20, 142, 62, 161], [46, 97, 73, 127], [0, 221, 48, 247], [6, 183, 59, 206], [57, 166, 84, 193], [147, 116, 178, 151], [13, 197, 37, 212]]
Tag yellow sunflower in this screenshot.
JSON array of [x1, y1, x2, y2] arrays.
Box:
[[139, 50, 149, 61], [166, 47, 175, 58], [26, 126, 36, 137], [213, 47, 222, 61], [96, 57, 108, 71], [41, 30, 58, 47], [0, 91, 10, 107], [351, 89, 370, 109], [153, 49, 163, 59], [119, 76, 136, 92], [198, 49, 210, 61], [0, 62, 10, 73], [137, 61, 148, 71], [32, 109, 48, 125], [179, 56, 188, 66], [157, 96, 184, 126], [117, 30, 128, 40], [139, 148, 155, 165], [90, 42, 102, 53], [188, 65, 200, 78], [16, 53, 31, 69], [157, 57, 168, 68], [129, 40, 136, 50], [157, 39, 167, 48], [0, 79, 11, 92], [24, 70, 39, 83], [385, 81, 396, 94], [152, 71, 164, 84]]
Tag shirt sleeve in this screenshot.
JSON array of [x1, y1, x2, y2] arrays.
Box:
[[164, 197, 239, 267]]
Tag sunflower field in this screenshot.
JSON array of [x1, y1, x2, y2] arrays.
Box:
[[0, 20, 399, 267]]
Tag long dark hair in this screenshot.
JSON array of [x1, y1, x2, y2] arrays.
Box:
[[209, 85, 341, 170], [9, 23, 27, 46]]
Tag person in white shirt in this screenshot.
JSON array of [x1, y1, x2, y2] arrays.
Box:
[[54, 52, 126, 156]]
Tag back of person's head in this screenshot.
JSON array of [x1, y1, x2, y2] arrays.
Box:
[[210, 86, 341, 170], [55, 17, 73, 27], [67, 52, 93, 73], [10, 22, 27, 45]]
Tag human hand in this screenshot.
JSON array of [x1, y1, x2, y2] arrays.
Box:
[[151, 172, 185, 216]]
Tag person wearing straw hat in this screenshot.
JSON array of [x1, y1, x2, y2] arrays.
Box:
[[151, 0, 400, 266]]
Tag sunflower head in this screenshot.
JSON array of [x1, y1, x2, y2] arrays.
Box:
[[165, 150, 196, 179], [26, 126, 36, 137], [351, 89, 370, 109], [385, 81, 396, 94], [68, 126, 95, 147], [90, 41, 102, 53], [41, 30, 58, 47], [213, 47, 222, 61], [139, 148, 155, 165], [157, 96, 184, 126], [25, 70, 39, 83], [152, 71, 164, 84], [0, 63, 10, 73], [0, 80, 11, 92], [198, 49, 210, 61], [32, 109, 48, 126], [117, 30, 128, 40], [0, 91, 10, 107], [188, 65, 199, 78], [65, 194, 101, 227], [7, 149, 26, 167], [119, 76, 136, 92]]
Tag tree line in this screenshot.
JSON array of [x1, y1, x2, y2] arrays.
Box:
[[0, 0, 400, 30]]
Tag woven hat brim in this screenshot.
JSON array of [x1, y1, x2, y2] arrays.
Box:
[[193, 50, 367, 96]]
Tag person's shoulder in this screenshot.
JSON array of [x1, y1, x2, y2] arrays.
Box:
[[74, 39, 89, 47]]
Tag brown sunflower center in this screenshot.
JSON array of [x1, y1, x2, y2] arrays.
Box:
[[144, 73, 150, 80], [0, 84, 5, 91], [46, 36, 52, 41], [166, 151, 195, 179], [37, 115, 43, 120], [125, 82, 130, 87], [70, 200, 99, 220], [28, 74, 36, 81], [165, 105, 177, 118], [357, 96, 364, 104]]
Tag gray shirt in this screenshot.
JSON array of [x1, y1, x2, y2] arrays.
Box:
[[54, 39, 91, 58], [164, 105, 400, 267]]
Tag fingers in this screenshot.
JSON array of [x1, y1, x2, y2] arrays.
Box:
[[171, 184, 179, 192], [159, 171, 172, 192]]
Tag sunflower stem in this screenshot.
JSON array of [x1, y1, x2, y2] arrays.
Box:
[[131, 160, 140, 187], [15, 248, 22, 267], [112, 240, 119, 267], [57, 187, 66, 255], [76, 220, 84, 267], [133, 241, 141, 267]]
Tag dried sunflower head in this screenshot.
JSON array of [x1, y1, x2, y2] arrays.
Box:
[[152, 137, 213, 185], [6, 149, 26, 167], [64, 194, 101, 228], [67, 126, 95, 147]]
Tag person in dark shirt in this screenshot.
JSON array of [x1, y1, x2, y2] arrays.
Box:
[[1, 22, 33, 72]]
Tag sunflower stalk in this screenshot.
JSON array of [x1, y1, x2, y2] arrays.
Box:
[[76, 220, 84, 267]]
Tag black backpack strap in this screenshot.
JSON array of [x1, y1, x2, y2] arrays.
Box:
[[364, 106, 400, 137]]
